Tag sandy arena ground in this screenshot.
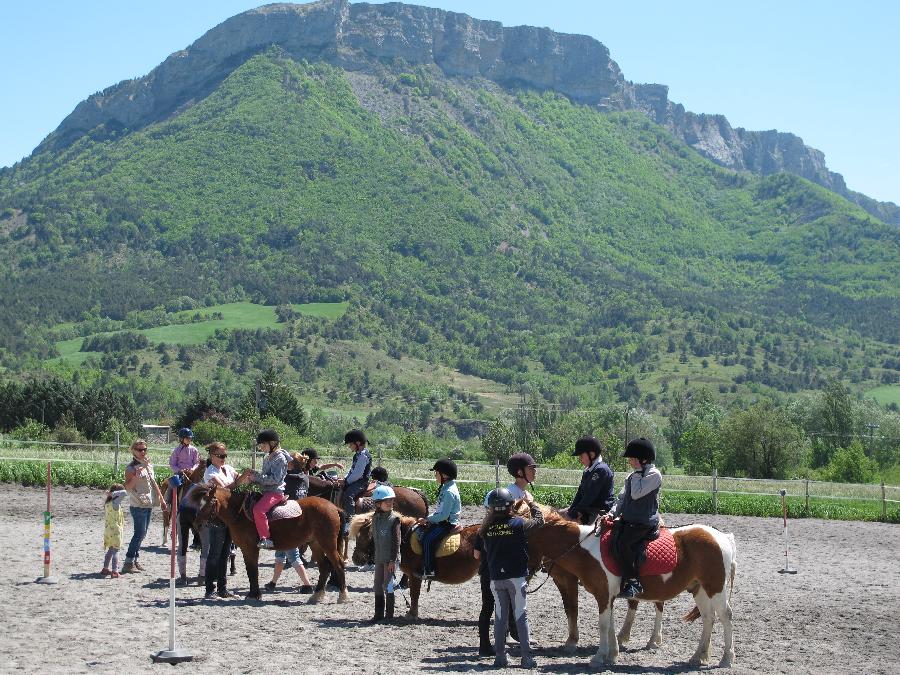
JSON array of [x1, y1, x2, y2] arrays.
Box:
[[1, 484, 898, 674]]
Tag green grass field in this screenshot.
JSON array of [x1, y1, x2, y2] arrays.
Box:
[[867, 384, 900, 406], [50, 301, 348, 363]]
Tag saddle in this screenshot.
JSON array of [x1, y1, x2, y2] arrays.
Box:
[[599, 525, 678, 577], [409, 524, 463, 558], [239, 492, 302, 524]]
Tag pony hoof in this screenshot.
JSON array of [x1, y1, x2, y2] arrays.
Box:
[[645, 640, 661, 650], [719, 654, 734, 668], [589, 654, 614, 669], [689, 656, 708, 667], [561, 642, 578, 655], [309, 592, 325, 604], [246, 593, 262, 602], [337, 592, 349, 604]]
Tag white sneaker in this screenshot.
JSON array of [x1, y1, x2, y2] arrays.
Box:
[[257, 538, 274, 549]]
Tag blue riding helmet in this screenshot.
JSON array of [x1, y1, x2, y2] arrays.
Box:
[[372, 485, 396, 502], [178, 428, 194, 440]]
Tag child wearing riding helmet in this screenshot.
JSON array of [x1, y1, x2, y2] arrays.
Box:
[[369, 485, 401, 622], [338, 430, 372, 538], [167, 428, 199, 505], [480, 487, 544, 669], [239, 429, 290, 550], [264, 452, 314, 594], [371, 465, 391, 487], [566, 436, 615, 525], [416, 458, 461, 579], [604, 437, 662, 599]]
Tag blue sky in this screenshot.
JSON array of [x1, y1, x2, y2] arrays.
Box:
[[1, 0, 897, 205]]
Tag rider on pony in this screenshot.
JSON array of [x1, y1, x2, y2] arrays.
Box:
[[240, 429, 290, 550], [566, 436, 615, 525], [337, 430, 372, 538], [167, 427, 199, 507], [416, 458, 461, 579], [603, 437, 662, 599]]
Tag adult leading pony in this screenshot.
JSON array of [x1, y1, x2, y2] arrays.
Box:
[[526, 508, 737, 668], [349, 513, 479, 618], [160, 460, 207, 544], [192, 485, 348, 603]]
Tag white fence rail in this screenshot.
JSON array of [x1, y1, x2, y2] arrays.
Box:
[[2, 437, 897, 517]]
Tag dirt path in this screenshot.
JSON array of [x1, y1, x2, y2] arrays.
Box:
[[1, 484, 897, 673]]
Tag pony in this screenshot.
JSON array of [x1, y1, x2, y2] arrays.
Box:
[[349, 513, 479, 618], [159, 460, 208, 544], [525, 507, 736, 668], [191, 483, 348, 603], [307, 478, 429, 519]]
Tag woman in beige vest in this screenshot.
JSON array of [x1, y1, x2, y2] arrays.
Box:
[[121, 439, 167, 573]]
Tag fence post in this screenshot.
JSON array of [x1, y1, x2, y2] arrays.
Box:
[[114, 432, 121, 474], [377, 446, 382, 468], [804, 479, 809, 511], [883, 481, 887, 521], [495, 456, 500, 488], [711, 468, 718, 515]]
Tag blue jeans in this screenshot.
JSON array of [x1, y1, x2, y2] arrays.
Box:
[[421, 521, 453, 575], [341, 480, 367, 536], [126, 507, 152, 561], [275, 547, 302, 566]]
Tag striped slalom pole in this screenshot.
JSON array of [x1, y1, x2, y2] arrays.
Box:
[[778, 489, 798, 574], [36, 461, 58, 584], [152, 473, 193, 664]]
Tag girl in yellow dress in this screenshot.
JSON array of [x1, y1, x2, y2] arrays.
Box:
[[102, 484, 128, 578]]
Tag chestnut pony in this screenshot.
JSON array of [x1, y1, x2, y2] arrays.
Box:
[[350, 513, 479, 618], [307, 480, 428, 519], [524, 507, 736, 669], [192, 485, 348, 603]]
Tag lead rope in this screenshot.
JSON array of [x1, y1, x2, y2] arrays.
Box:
[[526, 518, 602, 595]]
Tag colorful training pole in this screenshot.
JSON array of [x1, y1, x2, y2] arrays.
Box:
[[777, 489, 798, 574], [152, 474, 193, 664], [35, 461, 58, 584]]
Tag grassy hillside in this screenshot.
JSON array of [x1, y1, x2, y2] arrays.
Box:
[[1, 50, 898, 414]]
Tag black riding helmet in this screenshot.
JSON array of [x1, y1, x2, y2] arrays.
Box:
[[486, 487, 514, 513], [344, 429, 368, 446], [571, 436, 602, 458], [301, 447, 319, 460], [507, 452, 537, 478], [371, 466, 389, 482], [623, 437, 656, 463], [256, 429, 280, 446], [431, 458, 458, 480]]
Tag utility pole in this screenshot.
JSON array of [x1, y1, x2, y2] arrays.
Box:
[[624, 404, 630, 446]]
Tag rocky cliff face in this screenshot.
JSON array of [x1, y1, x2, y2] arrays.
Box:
[[38, 0, 898, 223]]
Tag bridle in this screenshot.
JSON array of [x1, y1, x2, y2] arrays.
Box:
[[526, 516, 602, 595]]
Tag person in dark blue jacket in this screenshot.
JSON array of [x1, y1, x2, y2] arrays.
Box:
[[480, 487, 543, 669], [566, 436, 615, 525]]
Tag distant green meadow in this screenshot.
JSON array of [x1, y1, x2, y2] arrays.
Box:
[[867, 384, 900, 406], [50, 301, 348, 364]]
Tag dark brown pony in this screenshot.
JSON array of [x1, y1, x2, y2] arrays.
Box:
[[307, 479, 429, 519], [524, 507, 736, 668], [350, 513, 479, 618], [160, 460, 208, 544], [192, 485, 348, 603]]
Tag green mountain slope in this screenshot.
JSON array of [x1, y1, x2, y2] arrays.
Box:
[[0, 51, 898, 400]]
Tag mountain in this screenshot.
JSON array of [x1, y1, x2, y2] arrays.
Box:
[[0, 0, 898, 410], [36, 0, 900, 225]]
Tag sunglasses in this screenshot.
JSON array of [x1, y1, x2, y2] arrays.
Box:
[[213, 453, 227, 459], [135, 448, 147, 453]]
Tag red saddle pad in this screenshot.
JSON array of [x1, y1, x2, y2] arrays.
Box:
[[600, 526, 677, 577]]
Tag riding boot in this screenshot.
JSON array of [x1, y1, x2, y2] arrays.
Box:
[[177, 554, 188, 584], [385, 593, 395, 621], [368, 593, 385, 623]]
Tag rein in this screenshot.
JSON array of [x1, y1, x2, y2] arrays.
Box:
[[526, 518, 601, 595]]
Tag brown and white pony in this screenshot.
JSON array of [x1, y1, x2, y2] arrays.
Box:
[[527, 508, 736, 668], [191, 485, 348, 603], [349, 513, 480, 618]]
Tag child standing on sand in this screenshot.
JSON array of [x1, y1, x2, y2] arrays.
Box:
[[101, 484, 128, 578]]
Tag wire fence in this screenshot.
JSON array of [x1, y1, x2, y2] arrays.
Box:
[[2, 437, 897, 517]]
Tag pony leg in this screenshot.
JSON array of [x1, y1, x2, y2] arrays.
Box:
[[309, 548, 328, 604], [618, 599, 638, 647], [552, 572, 580, 654], [714, 591, 735, 667], [589, 598, 618, 669], [647, 601, 663, 649], [242, 547, 261, 601], [326, 549, 348, 604], [407, 575, 422, 619], [688, 591, 714, 666]]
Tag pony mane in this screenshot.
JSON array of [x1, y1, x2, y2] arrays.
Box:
[[348, 512, 374, 540]]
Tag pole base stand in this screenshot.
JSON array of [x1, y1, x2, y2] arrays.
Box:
[[778, 567, 798, 574], [35, 575, 59, 584], [151, 648, 194, 664]]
